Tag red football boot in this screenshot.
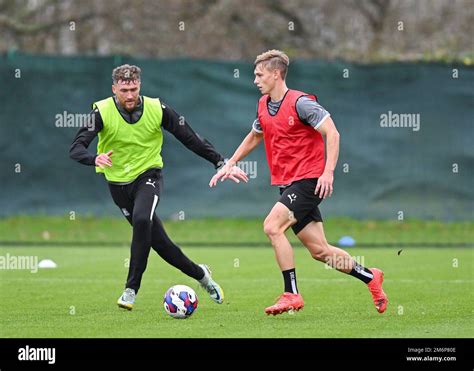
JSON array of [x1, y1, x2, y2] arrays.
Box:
[[265, 292, 304, 315], [367, 268, 388, 313]]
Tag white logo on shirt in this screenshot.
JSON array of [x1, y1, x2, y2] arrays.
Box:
[[146, 179, 156, 188]]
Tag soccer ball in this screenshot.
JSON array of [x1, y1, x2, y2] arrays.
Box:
[[163, 285, 198, 319]]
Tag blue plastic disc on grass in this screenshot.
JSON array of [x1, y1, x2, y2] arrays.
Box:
[[338, 236, 355, 247]]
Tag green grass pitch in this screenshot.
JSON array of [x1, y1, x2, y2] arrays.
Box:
[[1, 239, 472, 337]]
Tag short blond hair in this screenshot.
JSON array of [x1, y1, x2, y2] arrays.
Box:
[[254, 50, 290, 80]]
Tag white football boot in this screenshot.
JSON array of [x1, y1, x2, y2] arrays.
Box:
[[198, 264, 224, 304], [117, 288, 136, 310]]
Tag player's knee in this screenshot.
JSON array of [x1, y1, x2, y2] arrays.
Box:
[[263, 221, 282, 238], [133, 214, 152, 229], [308, 241, 330, 261], [311, 250, 329, 262]]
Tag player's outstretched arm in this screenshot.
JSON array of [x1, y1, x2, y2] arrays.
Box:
[[209, 129, 263, 187], [160, 102, 248, 184]]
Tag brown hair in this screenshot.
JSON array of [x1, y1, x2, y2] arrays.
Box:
[[112, 64, 141, 84], [254, 50, 290, 80]]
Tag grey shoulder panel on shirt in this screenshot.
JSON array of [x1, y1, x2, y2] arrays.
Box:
[[295, 96, 330, 129], [252, 118, 263, 133]]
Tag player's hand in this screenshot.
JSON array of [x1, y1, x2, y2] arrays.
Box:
[[315, 169, 333, 199], [95, 150, 113, 168], [209, 162, 249, 187]]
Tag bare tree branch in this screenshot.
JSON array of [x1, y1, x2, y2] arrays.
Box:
[[265, 0, 306, 37], [0, 11, 106, 35]]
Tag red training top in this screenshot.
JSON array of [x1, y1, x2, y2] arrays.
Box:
[[257, 89, 326, 185]]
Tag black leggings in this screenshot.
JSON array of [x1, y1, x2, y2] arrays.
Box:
[[108, 169, 204, 292]]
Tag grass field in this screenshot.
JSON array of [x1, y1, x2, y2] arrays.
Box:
[[1, 216, 473, 245], [0, 217, 472, 338]]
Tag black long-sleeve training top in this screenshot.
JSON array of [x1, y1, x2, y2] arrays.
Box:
[[69, 96, 225, 177]]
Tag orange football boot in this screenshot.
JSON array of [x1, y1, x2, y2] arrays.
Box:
[[265, 292, 304, 315], [367, 268, 388, 313]]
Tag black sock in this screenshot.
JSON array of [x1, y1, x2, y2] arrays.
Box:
[[282, 268, 298, 294], [349, 262, 374, 284]]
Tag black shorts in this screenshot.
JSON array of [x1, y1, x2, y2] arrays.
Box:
[[278, 178, 323, 235], [108, 168, 163, 224]]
